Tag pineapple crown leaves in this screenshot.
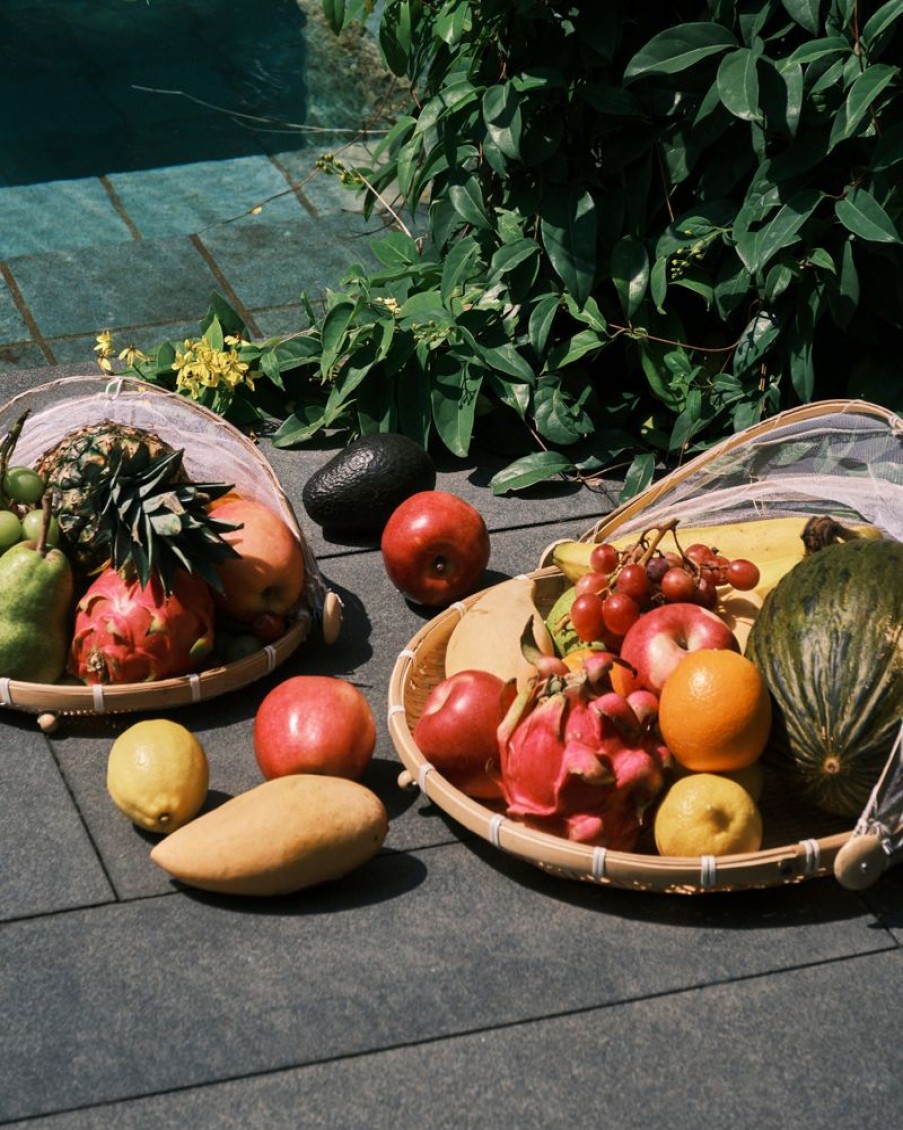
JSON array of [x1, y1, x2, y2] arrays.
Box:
[[97, 445, 241, 593]]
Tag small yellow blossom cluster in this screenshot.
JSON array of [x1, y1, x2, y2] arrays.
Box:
[[94, 331, 150, 375], [171, 335, 255, 399]]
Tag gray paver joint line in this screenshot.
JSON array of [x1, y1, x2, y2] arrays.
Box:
[[99, 176, 143, 243], [188, 233, 262, 339]]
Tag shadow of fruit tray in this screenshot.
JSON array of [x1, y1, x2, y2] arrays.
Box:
[[388, 400, 903, 894], [0, 375, 340, 730]]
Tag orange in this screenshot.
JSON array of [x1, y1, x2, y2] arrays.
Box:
[[654, 773, 763, 857], [658, 649, 771, 772], [562, 647, 604, 672]]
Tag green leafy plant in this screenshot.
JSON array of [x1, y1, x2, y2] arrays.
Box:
[[124, 0, 903, 497]]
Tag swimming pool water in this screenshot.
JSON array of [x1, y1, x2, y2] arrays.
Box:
[[0, 0, 312, 186]]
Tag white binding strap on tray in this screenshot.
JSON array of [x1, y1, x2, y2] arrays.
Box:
[[397, 649, 416, 664], [418, 762, 433, 793], [591, 846, 607, 882], [0, 678, 11, 706], [387, 703, 407, 722], [799, 838, 822, 876], [188, 673, 201, 703], [488, 813, 505, 849], [92, 684, 106, 713], [264, 645, 278, 674], [450, 601, 467, 618], [700, 855, 718, 889]]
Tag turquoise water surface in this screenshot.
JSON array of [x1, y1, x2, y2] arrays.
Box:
[[0, 0, 311, 186]]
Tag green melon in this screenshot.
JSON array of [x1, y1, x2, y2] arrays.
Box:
[[745, 538, 903, 818]]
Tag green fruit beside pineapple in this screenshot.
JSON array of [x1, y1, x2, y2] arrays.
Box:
[[0, 498, 73, 683]]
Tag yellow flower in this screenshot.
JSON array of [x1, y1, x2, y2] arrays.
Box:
[[118, 344, 150, 368], [172, 335, 256, 399], [94, 331, 115, 374]]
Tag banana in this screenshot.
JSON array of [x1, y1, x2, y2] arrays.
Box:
[[549, 514, 885, 585]]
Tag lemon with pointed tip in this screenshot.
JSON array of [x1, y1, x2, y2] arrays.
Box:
[[107, 720, 209, 834]]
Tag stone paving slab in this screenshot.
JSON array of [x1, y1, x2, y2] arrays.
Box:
[[0, 840, 894, 1124], [5, 949, 900, 1130], [0, 716, 113, 922]]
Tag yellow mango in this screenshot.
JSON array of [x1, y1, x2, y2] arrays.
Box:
[[150, 775, 387, 896]]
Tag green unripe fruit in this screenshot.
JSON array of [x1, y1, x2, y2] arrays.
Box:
[[3, 466, 45, 506], [0, 511, 23, 553], [20, 507, 60, 546]]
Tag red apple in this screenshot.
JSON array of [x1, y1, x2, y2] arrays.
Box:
[[213, 499, 306, 624], [254, 676, 376, 781], [413, 670, 516, 799], [380, 490, 490, 607], [614, 603, 740, 694]]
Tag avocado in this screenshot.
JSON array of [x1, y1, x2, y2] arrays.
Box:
[[301, 433, 436, 534]]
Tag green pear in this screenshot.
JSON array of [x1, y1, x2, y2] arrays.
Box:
[[0, 498, 73, 683]]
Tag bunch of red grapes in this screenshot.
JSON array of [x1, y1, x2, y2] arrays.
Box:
[[568, 529, 760, 645]]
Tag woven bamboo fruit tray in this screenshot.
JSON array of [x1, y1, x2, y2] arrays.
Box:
[[388, 400, 903, 894], [0, 375, 336, 726]]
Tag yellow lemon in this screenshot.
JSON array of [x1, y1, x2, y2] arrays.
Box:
[[107, 719, 209, 834], [654, 773, 763, 857], [672, 757, 765, 804]]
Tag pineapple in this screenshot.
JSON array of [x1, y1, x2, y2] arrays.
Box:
[[34, 420, 238, 591]]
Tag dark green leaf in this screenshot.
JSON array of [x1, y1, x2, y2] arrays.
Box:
[[319, 301, 357, 379], [780, 0, 822, 34], [624, 23, 736, 82], [547, 328, 607, 369], [528, 293, 560, 358], [483, 369, 531, 418], [489, 451, 576, 494], [448, 176, 492, 230], [472, 341, 535, 383], [431, 367, 482, 457], [619, 453, 656, 502], [482, 83, 523, 160], [371, 232, 422, 269], [272, 403, 327, 448], [540, 186, 597, 306], [533, 376, 594, 445], [440, 237, 481, 307], [872, 121, 903, 171], [733, 310, 782, 375], [786, 35, 850, 64], [610, 236, 650, 318], [740, 189, 822, 273], [829, 64, 899, 150], [717, 48, 761, 122], [489, 238, 540, 277], [862, 0, 903, 53], [835, 187, 902, 243]]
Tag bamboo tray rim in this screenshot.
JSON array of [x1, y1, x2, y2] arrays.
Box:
[[387, 569, 853, 895], [0, 375, 327, 723]]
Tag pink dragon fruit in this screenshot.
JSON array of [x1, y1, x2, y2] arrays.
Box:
[[69, 567, 215, 685], [497, 662, 670, 850]]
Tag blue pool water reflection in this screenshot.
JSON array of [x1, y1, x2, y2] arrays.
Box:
[[0, 0, 311, 185]]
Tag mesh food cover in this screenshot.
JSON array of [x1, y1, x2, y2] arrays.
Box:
[[585, 399, 902, 890]]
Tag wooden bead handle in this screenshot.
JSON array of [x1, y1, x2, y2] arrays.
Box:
[[834, 835, 888, 890]]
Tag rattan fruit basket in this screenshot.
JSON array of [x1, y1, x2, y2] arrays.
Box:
[[0, 375, 339, 727], [388, 400, 903, 894]]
